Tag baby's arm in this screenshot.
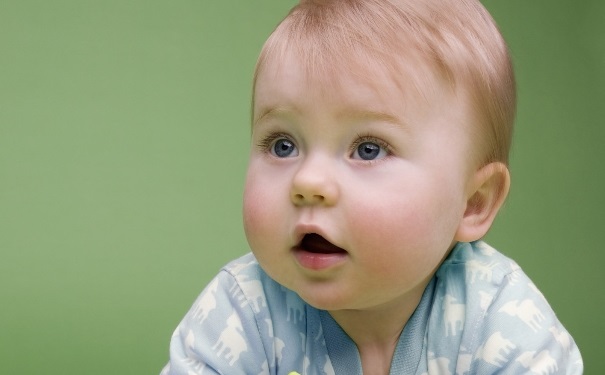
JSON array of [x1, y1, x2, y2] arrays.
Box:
[[160, 271, 269, 375]]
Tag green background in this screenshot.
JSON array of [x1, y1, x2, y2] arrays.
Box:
[[1, 0, 602, 373]]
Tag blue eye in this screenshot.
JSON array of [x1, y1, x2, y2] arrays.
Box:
[[353, 141, 386, 160], [272, 138, 298, 158]]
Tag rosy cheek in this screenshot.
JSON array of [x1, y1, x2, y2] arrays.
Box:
[[347, 198, 427, 261], [243, 178, 284, 250], [242, 186, 264, 241]]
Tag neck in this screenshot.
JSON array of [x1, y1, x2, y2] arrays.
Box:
[[328, 285, 426, 375], [330, 308, 407, 348]]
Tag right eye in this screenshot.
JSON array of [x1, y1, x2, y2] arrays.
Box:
[[271, 138, 298, 158]]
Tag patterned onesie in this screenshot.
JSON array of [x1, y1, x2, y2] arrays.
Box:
[[161, 241, 583, 374]]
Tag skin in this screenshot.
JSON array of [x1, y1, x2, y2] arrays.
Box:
[[243, 51, 509, 374]]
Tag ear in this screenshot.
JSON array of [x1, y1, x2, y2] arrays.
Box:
[[455, 162, 510, 242]]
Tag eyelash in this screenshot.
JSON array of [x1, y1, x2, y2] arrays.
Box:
[[350, 134, 393, 158], [256, 132, 393, 158], [257, 132, 294, 152]]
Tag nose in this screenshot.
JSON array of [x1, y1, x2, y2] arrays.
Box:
[[290, 156, 339, 206]]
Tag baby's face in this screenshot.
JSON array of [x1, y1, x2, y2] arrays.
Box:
[[243, 52, 477, 313]]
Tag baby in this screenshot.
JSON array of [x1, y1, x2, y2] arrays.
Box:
[[162, 0, 583, 373]]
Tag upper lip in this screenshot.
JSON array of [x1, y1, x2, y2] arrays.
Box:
[[292, 223, 346, 252], [294, 223, 328, 244]]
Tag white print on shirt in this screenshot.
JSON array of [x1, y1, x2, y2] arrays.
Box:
[[322, 354, 335, 375], [232, 274, 267, 313], [475, 241, 496, 256], [475, 331, 516, 366], [516, 350, 559, 375], [299, 332, 306, 349], [237, 277, 267, 313], [229, 282, 248, 309], [455, 349, 473, 375], [506, 262, 522, 285], [499, 299, 545, 332], [228, 259, 256, 275], [549, 326, 572, 352], [183, 330, 207, 374], [478, 291, 494, 312], [282, 286, 304, 323], [192, 278, 218, 324], [258, 360, 269, 375], [422, 353, 452, 375], [443, 294, 465, 337], [185, 330, 195, 352], [264, 319, 285, 366], [466, 260, 497, 284], [314, 321, 324, 342], [212, 312, 248, 366], [188, 368, 201, 375]]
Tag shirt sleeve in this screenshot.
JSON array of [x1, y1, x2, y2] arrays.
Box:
[[160, 270, 270, 375], [466, 267, 583, 375]]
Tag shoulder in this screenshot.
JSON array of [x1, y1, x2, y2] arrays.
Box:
[[220, 253, 307, 318], [428, 241, 583, 374], [164, 253, 314, 374], [434, 241, 530, 321], [438, 240, 520, 284], [436, 241, 541, 317]]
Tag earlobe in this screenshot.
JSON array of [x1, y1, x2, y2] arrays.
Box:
[[455, 162, 510, 242]]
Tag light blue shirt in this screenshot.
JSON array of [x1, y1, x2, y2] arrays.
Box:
[[161, 241, 583, 374]]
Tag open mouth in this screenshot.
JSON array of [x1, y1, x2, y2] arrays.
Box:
[[299, 233, 347, 254], [294, 233, 348, 270]]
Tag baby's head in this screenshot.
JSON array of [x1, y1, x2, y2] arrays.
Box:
[[244, 0, 514, 311], [253, 0, 515, 166]]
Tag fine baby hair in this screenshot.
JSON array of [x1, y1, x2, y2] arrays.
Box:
[[254, 0, 515, 165]]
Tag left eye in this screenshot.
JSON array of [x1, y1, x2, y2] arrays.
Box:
[[352, 141, 387, 161], [271, 138, 298, 158]]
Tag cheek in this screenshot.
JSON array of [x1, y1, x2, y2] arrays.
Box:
[[242, 171, 288, 252], [242, 178, 267, 246], [347, 200, 427, 259], [345, 186, 463, 270]]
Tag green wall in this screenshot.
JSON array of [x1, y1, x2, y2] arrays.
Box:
[[1, 1, 602, 373]]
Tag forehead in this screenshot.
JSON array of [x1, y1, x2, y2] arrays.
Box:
[[253, 47, 450, 123], [252, 49, 462, 134]]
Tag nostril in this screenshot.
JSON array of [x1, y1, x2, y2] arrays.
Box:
[[292, 193, 306, 205], [292, 192, 326, 205]]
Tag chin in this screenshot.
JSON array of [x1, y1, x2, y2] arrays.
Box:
[[292, 284, 355, 311]]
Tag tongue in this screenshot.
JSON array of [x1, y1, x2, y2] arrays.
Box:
[[301, 234, 346, 254]]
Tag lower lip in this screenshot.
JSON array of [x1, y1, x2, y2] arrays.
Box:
[[293, 248, 348, 270]]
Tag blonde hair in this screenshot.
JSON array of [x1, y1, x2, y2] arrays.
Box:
[[253, 0, 516, 165]]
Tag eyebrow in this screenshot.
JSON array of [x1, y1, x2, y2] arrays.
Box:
[[336, 109, 406, 129], [252, 106, 298, 128], [252, 106, 407, 130]]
